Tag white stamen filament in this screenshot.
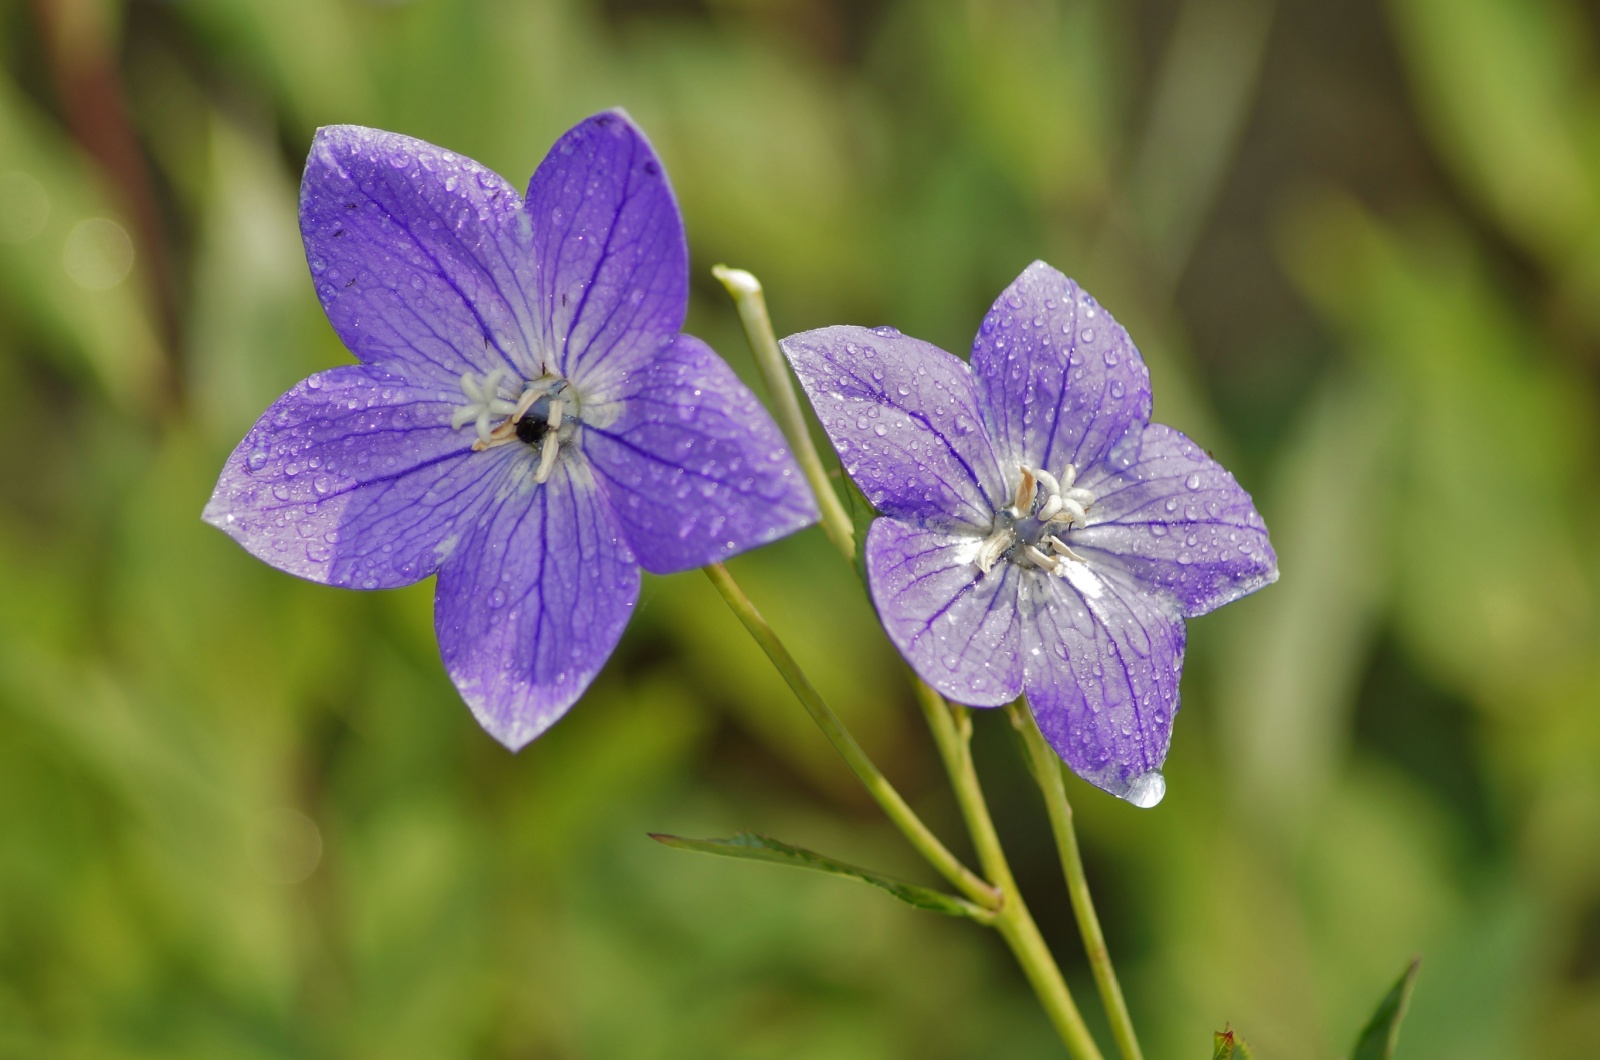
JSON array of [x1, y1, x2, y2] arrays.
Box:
[[533, 397, 564, 483], [1047, 535, 1089, 564], [1022, 543, 1058, 571]]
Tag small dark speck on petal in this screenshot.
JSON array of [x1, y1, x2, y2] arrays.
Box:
[[345, 278, 356, 287], [343, 202, 357, 209], [333, 229, 344, 238], [561, 293, 568, 307], [643, 161, 658, 176], [595, 114, 614, 126]]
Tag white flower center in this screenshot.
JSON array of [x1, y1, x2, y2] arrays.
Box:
[[973, 463, 1098, 575], [452, 369, 577, 484]]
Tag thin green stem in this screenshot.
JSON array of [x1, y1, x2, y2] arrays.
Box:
[[712, 265, 855, 561], [1008, 702, 1144, 1060], [703, 562, 999, 910], [912, 679, 1106, 1060]]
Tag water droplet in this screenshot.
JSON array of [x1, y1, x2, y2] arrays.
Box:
[[1185, 474, 1201, 490], [247, 450, 268, 472], [1123, 771, 1165, 809]]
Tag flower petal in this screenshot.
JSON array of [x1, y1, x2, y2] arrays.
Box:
[[300, 126, 538, 388], [581, 334, 818, 573], [203, 366, 503, 588], [970, 261, 1152, 476], [1072, 424, 1278, 617], [1020, 564, 1187, 803], [524, 110, 687, 397], [781, 326, 1007, 530], [864, 517, 1025, 707], [433, 457, 640, 749]]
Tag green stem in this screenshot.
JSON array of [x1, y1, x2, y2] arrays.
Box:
[[712, 265, 855, 561], [912, 679, 1106, 1060], [703, 562, 999, 910], [1008, 702, 1144, 1060]]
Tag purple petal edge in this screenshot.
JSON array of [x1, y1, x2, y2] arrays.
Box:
[[203, 366, 501, 588], [300, 125, 537, 388], [865, 517, 1024, 708], [1073, 423, 1278, 618], [781, 326, 1006, 530], [582, 334, 818, 573], [1020, 565, 1186, 803], [433, 458, 640, 750], [970, 261, 1152, 478], [524, 109, 688, 398]]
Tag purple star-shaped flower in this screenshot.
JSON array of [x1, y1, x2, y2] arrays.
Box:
[[205, 111, 817, 747], [781, 262, 1276, 805]]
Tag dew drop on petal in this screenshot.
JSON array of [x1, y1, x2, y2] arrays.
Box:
[[1123, 771, 1165, 809]]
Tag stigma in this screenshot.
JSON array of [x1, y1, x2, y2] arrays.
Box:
[[974, 463, 1097, 574]]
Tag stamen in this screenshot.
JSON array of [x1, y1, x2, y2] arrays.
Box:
[[1022, 543, 1059, 572], [1047, 535, 1089, 564], [1060, 463, 1078, 489], [975, 527, 1016, 573], [509, 384, 544, 424], [1037, 494, 1064, 522], [534, 431, 560, 483], [1010, 467, 1037, 517]]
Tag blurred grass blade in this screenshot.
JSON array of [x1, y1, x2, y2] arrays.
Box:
[[1212, 1026, 1254, 1059], [1351, 958, 1421, 1059], [650, 832, 993, 921]]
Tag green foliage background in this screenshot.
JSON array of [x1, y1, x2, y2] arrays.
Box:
[[2, 0, 1598, 1056]]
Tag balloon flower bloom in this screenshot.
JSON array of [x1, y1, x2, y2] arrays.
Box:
[[205, 111, 817, 747], [782, 263, 1276, 805]]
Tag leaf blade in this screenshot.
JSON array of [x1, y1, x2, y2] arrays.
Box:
[[1351, 958, 1422, 1060], [651, 832, 991, 921]]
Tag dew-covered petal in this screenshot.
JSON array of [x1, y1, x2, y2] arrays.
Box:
[[524, 110, 687, 399], [970, 261, 1152, 477], [1020, 563, 1187, 803], [1072, 424, 1278, 618], [433, 457, 640, 749], [781, 326, 1007, 530], [864, 517, 1025, 707], [300, 126, 538, 388], [581, 334, 818, 573], [203, 366, 504, 588]]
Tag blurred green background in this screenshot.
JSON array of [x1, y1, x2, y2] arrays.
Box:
[[2, 0, 1599, 1055]]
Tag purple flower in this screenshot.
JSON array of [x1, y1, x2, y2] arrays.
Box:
[[205, 111, 817, 747], [781, 262, 1276, 805]]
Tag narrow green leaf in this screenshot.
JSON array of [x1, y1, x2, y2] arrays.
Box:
[[840, 473, 878, 589], [1351, 958, 1421, 1060], [1213, 1025, 1253, 1060], [650, 832, 991, 921]]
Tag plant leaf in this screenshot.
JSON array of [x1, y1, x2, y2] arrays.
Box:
[[1213, 1025, 1254, 1060], [1351, 958, 1421, 1059], [840, 473, 878, 589], [650, 832, 990, 921]]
